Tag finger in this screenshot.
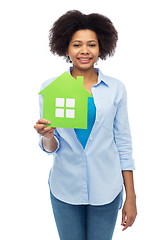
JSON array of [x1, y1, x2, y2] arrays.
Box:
[[37, 128, 53, 134], [121, 213, 126, 226], [36, 119, 51, 124], [43, 127, 55, 132], [44, 127, 56, 130], [36, 119, 51, 125], [34, 123, 47, 130], [37, 127, 56, 135], [122, 221, 129, 231], [122, 217, 133, 231]]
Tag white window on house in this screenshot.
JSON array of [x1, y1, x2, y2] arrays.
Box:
[[55, 98, 75, 118], [55, 108, 64, 118]]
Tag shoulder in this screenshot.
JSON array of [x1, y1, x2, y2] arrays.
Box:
[[40, 76, 58, 91], [98, 68, 126, 91], [39, 68, 71, 91]]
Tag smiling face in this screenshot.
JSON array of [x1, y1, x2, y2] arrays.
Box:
[[66, 29, 100, 71]]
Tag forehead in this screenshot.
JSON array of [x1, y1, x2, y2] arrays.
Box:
[[70, 29, 98, 42]]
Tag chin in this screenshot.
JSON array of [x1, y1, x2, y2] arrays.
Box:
[[73, 62, 96, 71]]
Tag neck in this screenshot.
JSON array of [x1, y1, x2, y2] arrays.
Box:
[[71, 65, 98, 84]]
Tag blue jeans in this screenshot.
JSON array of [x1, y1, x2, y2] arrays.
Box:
[[50, 191, 121, 240]]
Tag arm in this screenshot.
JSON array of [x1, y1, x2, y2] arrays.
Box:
[[113, 83, 137, 230], [122, 170, 136, 199], [34, 119, 59, 153], [121, 170, 137, 231], [35, 85, 59, 153], [42, 134, 58, 153]]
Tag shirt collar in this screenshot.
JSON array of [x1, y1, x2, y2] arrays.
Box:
[[67, 67, 110, 87]]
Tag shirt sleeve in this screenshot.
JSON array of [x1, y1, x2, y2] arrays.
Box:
[[38, 85, 60, 154], [113, 83, 135, 170]]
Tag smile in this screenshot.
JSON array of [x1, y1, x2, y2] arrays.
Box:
[[77, 57, 92, 63]]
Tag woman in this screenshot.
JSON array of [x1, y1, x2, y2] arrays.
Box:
[[34, 10, 137, 240]]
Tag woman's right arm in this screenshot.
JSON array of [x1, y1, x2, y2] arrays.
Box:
[[34, 119, 58, 153]]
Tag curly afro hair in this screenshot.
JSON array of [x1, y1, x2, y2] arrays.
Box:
[[49, 10, 118, 61]]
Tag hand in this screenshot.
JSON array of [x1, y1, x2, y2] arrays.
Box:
[[121, 196, 137, 231], [34, 119, 56, 139]]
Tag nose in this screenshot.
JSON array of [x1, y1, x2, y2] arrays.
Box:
[[80, 45, 89, 55]]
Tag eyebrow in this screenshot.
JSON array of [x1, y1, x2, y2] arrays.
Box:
[[72, 40, 97, 43]]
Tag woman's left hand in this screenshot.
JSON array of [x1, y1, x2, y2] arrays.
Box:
[[121, 196, 137, 231]]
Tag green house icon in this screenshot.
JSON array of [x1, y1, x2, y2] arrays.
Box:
[[39, 71, 93, 129]]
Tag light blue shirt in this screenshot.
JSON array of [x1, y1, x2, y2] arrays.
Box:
[[39, 67, 135, 208]]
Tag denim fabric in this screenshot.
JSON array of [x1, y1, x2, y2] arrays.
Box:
[[50, 190, 121, 240]]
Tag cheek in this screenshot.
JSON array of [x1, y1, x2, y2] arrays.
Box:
[[92, 48, 100, 57], [92, 52, 100, 62], [68, 51, 78, 59]]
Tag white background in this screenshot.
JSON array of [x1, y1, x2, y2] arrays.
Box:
[[1, 0, 163, 239]]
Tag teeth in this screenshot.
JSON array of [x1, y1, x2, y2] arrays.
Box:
[[79, 58, 90, 60]]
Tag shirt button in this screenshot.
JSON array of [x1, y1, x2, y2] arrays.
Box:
[[90, 137, 93, 140], [96, 119, 99, 122]]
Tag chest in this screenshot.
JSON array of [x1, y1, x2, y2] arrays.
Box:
[[83, 82, 97, 95]]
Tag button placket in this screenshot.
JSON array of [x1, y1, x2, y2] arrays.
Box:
[[81, 152, 89, 203]]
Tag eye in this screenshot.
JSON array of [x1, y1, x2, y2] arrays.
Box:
[[89, 44, 96, 47], [73, 44, 80, 47]]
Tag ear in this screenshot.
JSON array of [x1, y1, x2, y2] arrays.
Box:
[[66, 50, 69, 56]]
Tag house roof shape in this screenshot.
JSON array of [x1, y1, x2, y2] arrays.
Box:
[[39, 71, 93, 129]]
